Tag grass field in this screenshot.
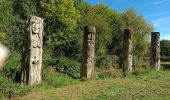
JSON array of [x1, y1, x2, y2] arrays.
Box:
[[161, 62, 170, 70], [161, 62, 170, 65], [12, 70, 170, 100]]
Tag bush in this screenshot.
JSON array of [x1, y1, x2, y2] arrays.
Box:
[[2, 53, 21, 82], [43, 56, 80, 79], [96, 55, 119, 68], [0, 53, 32, 99], [0, 73, 15, 98], [0, 73, 32, 99], [56, 57, 80, 78]]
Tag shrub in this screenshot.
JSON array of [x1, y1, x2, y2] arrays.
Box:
[[0, 73, 15, 98], [0, 73, 32, 99], [56, 57, 80, 78], [0, 53, 32, 99], [96, 55, 119, 68], [43, 56, 80, 79], [2, 53, 21, 82]]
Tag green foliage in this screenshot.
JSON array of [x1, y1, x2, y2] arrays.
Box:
[[121, 9, 153, 66], [40, 0, 81, 59], [82, 5, 113, 56], [43, 57, 80, 78], [0, 32, 6, 44], [160, 40, 170, 56], [0, 73, 15, 98], [42, 68, 79, 88], [96, 55, 119, 68], [0, 73, 32, 98], [56, 57, 80, 78], [0, 1, 156, 98], [0, 52, 31, 99], [123, 9, 152, 54], [0, 0, 24, 51], [3, 53, 21, 81], [0, 0, 153, 68], [12, 0, 38, 19]]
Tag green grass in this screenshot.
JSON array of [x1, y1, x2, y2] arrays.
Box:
[[43, 73, 80, 88], [161, 62, 170, 70], [161, 62, 170, 65], [12, 70, 170, 100]]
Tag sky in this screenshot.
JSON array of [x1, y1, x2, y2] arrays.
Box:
[[85, 0, 170, 40]]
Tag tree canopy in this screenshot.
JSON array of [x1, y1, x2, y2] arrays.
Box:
[[0, 0, 153, 67], [160, 40, 170, 57]]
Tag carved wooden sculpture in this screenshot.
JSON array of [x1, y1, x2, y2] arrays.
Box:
[[123, 29, 133, 73], [151, 32, 160, 70], [81, 26, 96, 78], [21, 16, 44, 85]]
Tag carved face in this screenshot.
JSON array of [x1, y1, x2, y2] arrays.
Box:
[[32, 19, 40, 34], [87, 32, 94, 40]]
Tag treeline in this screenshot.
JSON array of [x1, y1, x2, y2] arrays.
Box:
[[0, 0, 153, 68], [160, 40, 170, 62]]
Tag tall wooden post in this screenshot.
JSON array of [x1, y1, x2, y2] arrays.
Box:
[[123, 29, 133, 74], [21, 16, 44, 85], [81, 26, 96, 78], [151, 32, 160, 70]]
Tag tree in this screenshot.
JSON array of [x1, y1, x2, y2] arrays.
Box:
[[121, 9, 153, 66], [82, 4, 113, 56], [39, 0, 81, 59], [160, 40, 170, 56], [0, 0, 24, 51], [92, 4, 123, 56]]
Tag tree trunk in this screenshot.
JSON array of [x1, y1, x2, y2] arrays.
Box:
[[81, 26, 96, 78], [150, 32, 160, 70], [21, 16, 44, 85], [123, 29, 133, 74]]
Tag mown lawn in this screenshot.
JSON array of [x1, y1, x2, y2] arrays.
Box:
[[13, 71, 170, 100]]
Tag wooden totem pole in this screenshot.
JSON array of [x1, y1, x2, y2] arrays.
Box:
[[123, 29, 133, 74], [150, 32, 160, 70], [21, 16, 44, 85], [81, 26, 96, 78]]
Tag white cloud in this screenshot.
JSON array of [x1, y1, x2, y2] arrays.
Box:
[[146, 12, 167, 17], [143, 0, 166, 6], [152, 17, 170, 28]]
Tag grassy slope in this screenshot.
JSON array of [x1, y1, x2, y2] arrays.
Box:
[[13, 71, 170, 100]]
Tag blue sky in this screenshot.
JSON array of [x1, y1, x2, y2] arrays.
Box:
[[85, 0, 170, 40]]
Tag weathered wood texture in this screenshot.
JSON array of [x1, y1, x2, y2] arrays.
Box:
[[81, 26, 96, 78], [21, 16, 44, 85], [150, 32, 160, 70], [123, 29, 133, 73]]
